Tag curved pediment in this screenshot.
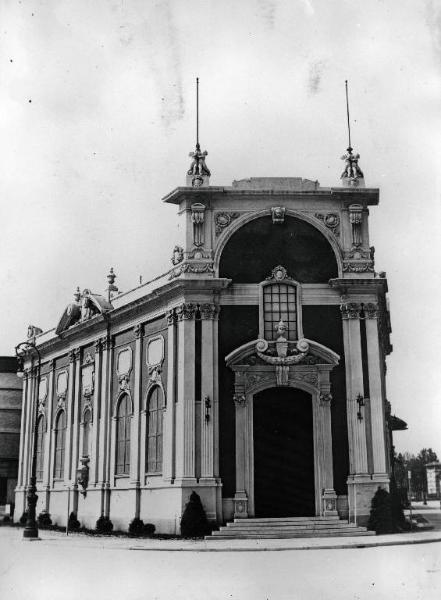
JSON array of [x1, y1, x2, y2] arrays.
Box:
[[55, 289, 113, 335], [225, 338, 340, 368]]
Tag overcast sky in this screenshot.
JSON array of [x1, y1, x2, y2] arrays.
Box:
[[1, 0, 440, 456]]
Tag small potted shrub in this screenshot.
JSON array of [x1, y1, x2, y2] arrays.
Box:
[[37, 512, 53, 529], [180, 491, 209, 538], [128, 517, 145, 536], [95, 515, 113, 534], [368, 487, 396, 534], [143, 523, 155, 537], [68, 512, 81, 531]]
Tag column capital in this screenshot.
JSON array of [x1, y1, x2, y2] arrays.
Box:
[[340, 302, 362, 320], [176, 303, 197, 321], [364, 302, 379, 319], [166, 308, 177, 326], [319, 392, 333, 406], [233, 393, 247, 407], [69, 348, 81, 363], [101, 336, 113, 351], [94, 338, 102, 354], [200, 303, 220, 320], [134, 323, 144, 338]]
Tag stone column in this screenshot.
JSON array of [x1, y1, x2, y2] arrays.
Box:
[[174, 303, 197, 483], [341, 302, 369, 478], [199, 304, 217, 482], [22, 368, 35, 492], [365, 303, 389, 481], [233, 387, 249, 519], [64, 350, 77, 483], [43, 362, 55, 509], [163, 309, 177, 481], [98, 336, 113, 516], [89, 340, 102, 486], [17, 371, 29, 489], [130, 324, 143, 517], [68, 349, 82, 485], [318, 370, 338, 516]]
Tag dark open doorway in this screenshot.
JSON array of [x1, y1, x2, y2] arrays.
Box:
[[253, 387, 315, 517]]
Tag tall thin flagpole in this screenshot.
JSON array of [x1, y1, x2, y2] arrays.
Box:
[[196, 77, 199, 148], [345, 80, 352, 149]]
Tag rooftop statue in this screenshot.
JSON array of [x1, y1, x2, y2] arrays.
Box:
[[341, 147, 364, 180], [188, 143, 211, 177]]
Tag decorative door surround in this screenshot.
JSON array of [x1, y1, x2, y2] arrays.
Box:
[[226, 338, 340, 519]]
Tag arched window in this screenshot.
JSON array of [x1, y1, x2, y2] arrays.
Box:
[[36, 416, 45, 481], [219, 215, 338, 283], [82, 409, 92, 458], [115, 394, 131, 475], [54, 411, 66, 479], [146, 386, 164, 473]]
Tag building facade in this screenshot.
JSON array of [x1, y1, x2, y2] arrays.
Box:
[[0, 356, 22, 512], [15, 148, 394, 532]]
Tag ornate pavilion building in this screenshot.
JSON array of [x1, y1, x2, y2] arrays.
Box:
[[15, 142, 394, 533]]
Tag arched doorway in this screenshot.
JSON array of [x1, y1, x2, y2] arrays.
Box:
[[253, 387, 315, 517]]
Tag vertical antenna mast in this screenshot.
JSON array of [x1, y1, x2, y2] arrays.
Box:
[[196, 77, 199, 148], [345, 80, 352, 149]]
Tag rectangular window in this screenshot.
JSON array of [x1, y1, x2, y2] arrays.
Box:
[[263, 283, 297, 341]]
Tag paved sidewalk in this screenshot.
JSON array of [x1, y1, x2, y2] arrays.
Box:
[[7, 525, 441, 552]]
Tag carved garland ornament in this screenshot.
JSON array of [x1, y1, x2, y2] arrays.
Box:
[[343, 261, 374, 273], [168, 261, 215, 279]]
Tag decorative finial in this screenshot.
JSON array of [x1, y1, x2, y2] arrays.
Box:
[[73, 286, 81, 303], [340, 81, 365, 188], [187, 77, 211, 187], [106, 267, 119, 302]]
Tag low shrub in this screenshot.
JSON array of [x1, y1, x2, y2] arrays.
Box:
[[95, 515, 113, 534], [19, 511, 28, 525], [180, 491, 209, 538]]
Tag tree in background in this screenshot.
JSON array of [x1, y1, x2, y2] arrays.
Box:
[[394, 448, 438, 502]]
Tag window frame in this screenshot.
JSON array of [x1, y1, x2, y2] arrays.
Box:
[[145, 385, 165, 475], [258, 266, 303, 342], [53, 410, 66, 480], [115, 393, 132, 476]]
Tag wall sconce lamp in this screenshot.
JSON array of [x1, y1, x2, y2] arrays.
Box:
[[204, 395, 211, 423], [356, 394, 365, 421]]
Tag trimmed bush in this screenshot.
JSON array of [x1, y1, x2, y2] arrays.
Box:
[[180, 491, 209, 538], [368, 487, 396, 534], [143, 523, 156, 537], [68, 512, 81, 531], [37, 512, 53, 529], [128, 517, 145, 536], [95, 515, 113, 534]]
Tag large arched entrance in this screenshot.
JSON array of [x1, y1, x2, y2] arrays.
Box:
[[253, 387, 315, 517]]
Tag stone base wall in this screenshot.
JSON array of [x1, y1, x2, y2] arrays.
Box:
[[15, 482, 222, 534], [347, 478, 389, 525]]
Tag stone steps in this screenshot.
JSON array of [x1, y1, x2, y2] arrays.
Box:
[[206, 517, 374, 540]]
